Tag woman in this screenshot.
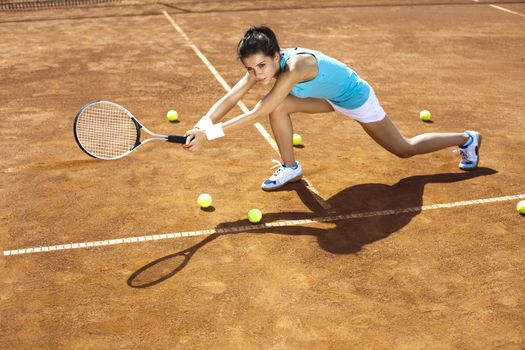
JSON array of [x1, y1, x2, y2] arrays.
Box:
[[183, 25, 481, 191]]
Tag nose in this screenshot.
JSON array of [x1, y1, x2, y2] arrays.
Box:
[[254, 67, 264, 79]]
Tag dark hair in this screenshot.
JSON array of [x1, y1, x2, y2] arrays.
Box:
[[237, 25, 280, 60]]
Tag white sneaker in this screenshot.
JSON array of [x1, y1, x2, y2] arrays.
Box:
[[261, 160, 303, 191], [457, 130, 481, 170]]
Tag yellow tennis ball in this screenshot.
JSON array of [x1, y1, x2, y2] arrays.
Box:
[[517, 200, 525, 215], [197, 193, 212, 208], [292, 133, 302, 146], [420, 110, 431, 122], [247, 208, 262, 223], [167, 110, 179, 122]]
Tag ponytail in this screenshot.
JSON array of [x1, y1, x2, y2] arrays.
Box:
[[237, 25, 281, 60]]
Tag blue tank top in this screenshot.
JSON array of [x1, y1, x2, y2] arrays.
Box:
[[279, 48, 370, 109]]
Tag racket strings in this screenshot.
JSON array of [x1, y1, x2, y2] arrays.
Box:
[[76, 103, 138, 159]]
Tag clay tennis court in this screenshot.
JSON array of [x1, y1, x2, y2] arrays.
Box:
[[1, 0, 524, 348]]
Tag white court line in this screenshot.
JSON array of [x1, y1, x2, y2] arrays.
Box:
[[162, 11, 279, 152], [472, 0, 525, 18], [162, 11, 333, 212], [3, 193, 524, 256], [489, 4, 525, 18]]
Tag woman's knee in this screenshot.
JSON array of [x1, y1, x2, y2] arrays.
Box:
[[394, 149, 413, 158], [269, 103, 289, 120], [269, 97, 297, 120], [391, 139, 416, 158]]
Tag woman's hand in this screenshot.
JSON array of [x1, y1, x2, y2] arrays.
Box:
[[183, 128, 207, 152]]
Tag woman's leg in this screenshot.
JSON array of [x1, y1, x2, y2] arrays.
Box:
[[359, 115, 469, 158], [269, 95, 334, 166]]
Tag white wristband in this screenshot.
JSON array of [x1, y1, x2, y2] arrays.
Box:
[[195, 116, 213, 130], [205, 122, 225, 140]]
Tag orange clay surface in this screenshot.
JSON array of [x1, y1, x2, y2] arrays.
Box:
[[1, 1, 524, 348]]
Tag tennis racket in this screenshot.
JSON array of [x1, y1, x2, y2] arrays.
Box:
[[73, 101, 188, 160]]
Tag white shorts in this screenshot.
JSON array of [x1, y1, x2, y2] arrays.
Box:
[[327, 88, 386, 123]]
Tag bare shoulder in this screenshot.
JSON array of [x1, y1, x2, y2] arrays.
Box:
[[286, 54, 318, 80]]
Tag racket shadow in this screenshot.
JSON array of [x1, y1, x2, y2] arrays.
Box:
[[127, 167, 497, 288], [127, 233, 222, 288]]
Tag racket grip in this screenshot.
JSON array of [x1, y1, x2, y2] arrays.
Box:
[[167, 135, 188, 144]]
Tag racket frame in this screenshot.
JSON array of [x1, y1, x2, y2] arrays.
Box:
[[74, 101, 186, 160]]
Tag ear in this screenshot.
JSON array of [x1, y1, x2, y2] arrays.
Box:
[[273, 51, 281, 63]]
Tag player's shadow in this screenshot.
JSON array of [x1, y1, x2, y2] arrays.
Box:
[[127, 167, 496, 288]]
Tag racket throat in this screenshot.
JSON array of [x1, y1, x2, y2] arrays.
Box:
[[131, 117, 143, 149]]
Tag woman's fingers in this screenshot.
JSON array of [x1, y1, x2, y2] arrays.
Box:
[[182, 134, 201, 151], [183, 129, 205, 152], [183, 137, 195, 149], [184, 134, 195, 145]]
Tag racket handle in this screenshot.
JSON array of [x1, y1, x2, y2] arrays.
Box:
[[167, 135, 188, 144]]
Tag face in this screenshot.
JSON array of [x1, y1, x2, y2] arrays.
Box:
[[242, 52, 281, 85]]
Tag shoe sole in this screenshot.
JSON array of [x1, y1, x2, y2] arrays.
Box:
[[261, 174, 303, 191], [459, 133, 482, 170]]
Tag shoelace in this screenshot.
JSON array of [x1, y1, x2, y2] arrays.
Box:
[[453, 149, 469, 161], [453, 134, 474, 161], [270, 159, 285, 176]]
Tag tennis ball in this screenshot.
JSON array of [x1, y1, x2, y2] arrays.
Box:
[[247, 208, 262, 223], [420, 110, 431, 122], [292, 133, 302, 146], [167, 110, 179, 122], [197, 193, 212, 208], [517, 200, 525, 215]]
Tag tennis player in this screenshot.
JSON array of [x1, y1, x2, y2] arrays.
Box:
[[184, 25, 481, 191]]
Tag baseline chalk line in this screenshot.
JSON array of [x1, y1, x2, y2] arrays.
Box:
[[4, 193, 524, 256]]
